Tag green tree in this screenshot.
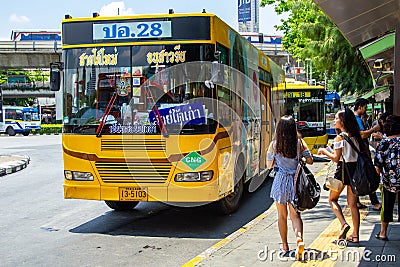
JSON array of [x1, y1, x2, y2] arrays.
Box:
[[261, 0, 372, 95]]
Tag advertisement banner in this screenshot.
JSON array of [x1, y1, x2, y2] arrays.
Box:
[[238, 0, 251, 22]]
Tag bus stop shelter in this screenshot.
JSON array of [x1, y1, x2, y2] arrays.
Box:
[[314, 0, 400, 115]]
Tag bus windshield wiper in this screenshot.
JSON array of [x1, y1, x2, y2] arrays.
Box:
[[96, 92, 117, 138], [145, 86, 169, 137]]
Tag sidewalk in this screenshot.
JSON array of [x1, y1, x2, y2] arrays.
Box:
[[184, 168, 399, 267], [0, 155, 30, 176]]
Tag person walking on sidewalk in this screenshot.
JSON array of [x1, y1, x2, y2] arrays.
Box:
[[317, 108, 364, 243], [374, 115, 400, 241], [267, 115, 313, 259], [353, 98, 382, 211]]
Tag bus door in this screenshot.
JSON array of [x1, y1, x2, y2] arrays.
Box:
[[259, 83, 269, 171]]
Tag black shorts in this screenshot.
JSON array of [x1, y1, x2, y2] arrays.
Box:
[[334, 161, 357, 186]]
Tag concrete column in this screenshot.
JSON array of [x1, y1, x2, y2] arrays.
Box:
[[395, 27, 400, 115]]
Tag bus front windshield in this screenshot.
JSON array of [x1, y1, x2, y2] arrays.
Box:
[[285, 93, 325, 137], [63, 45, 217, 135], [23, 111, 40, 121]]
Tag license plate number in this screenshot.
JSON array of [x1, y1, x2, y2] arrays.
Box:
[[119, 187, 148, 201]]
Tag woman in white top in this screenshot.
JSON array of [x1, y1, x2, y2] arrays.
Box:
[[318, 108, 366, 243]]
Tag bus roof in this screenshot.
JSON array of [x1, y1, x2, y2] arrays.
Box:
[[62, 12, 215, 23], [277, 79, 324, 90], [3, 106, 38, 112]]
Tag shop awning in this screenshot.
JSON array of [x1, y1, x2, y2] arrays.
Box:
[[343, 86, 390, 105], [359, 33, 395, 60]]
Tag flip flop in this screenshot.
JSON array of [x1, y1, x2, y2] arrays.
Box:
[[374, 233, 388, 241], [346, 235, 359, 243], [338, 223, 350, 240], [279, 248, 290, 257]]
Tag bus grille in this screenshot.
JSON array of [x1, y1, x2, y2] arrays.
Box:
[[101, 139, 166, 151], [95, 161, 171, 183]]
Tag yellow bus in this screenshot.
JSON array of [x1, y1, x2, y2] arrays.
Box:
[[277, 79, 328, 153], [52, 11, 284, 214]]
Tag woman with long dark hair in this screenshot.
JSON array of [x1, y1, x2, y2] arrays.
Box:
[[318, 108, 366, 243], [267, 115, 313, 259]]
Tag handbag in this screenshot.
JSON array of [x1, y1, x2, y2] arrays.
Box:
[[341, 134, 380, 196], [293, 142, 321, 212], [325, 161, 344, 192]]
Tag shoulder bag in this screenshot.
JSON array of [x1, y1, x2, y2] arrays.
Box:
[[325, 160, 344, 192], [293, 141, 321, 212]]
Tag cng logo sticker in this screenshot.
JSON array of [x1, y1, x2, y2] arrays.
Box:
[[181, 151, 206, 170]]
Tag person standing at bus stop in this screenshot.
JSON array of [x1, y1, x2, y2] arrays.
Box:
[[374, 115, 400, 240], [354, 98, 381, 211], [317, 108, 365, 243], [267, 115, 313, 259]]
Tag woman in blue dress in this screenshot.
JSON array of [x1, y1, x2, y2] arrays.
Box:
[[267, 115, 313, 259]]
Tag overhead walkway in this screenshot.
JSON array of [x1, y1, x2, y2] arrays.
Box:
[[0, 40, 61, 68]]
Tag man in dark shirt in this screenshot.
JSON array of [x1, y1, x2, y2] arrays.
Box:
[[354, 98, 381, 211]]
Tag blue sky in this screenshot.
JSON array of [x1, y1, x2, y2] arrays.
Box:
[[0, 0, 285, 40]]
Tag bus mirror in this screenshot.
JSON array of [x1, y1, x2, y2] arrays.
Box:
[[211, 61, 224, 85], [50, 62, 63, 91]]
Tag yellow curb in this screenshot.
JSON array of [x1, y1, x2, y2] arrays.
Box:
[[291, 199, 369, 267], [181, 204, 278, 267]]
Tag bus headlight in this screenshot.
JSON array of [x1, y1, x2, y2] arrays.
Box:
[[175, 170, 213, 182], [64, 170, 94, 181]]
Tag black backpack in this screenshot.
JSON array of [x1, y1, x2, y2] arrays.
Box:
[[342, 134, 380, 196]]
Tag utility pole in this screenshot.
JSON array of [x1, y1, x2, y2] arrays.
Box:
[[305, 58, 312, 85]]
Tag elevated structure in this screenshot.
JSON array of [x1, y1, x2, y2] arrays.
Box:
[[0, 41, 60, 97], [0, 41, 61, 68]]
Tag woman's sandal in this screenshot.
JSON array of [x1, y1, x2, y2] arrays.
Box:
[[346, 235, 359, 243], [295, 239, 305, 260], [374, 233, 389, 241], [338, 223, 350, 240], [279, 248, 290, 257]]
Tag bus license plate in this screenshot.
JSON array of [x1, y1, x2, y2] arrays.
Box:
[[119, 187, 148, 201]]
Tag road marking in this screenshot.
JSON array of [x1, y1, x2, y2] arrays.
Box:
[[181, 204, 277, 267], [291, 200, 369, 267]]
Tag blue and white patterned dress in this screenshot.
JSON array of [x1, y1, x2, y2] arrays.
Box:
[[268, 141, 312, 205]]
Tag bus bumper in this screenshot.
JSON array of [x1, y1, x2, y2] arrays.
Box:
[[64, 183, 220, 202]]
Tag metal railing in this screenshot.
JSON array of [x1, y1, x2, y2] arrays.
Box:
[[0, 41, 61, 52], [0, 82, 50, 89]]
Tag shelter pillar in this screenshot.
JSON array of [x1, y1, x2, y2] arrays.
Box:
[[395, 26, 400, 115]]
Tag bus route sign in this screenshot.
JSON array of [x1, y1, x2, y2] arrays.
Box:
[[285, 91, 311, 98], [181, 151, 206, 170]]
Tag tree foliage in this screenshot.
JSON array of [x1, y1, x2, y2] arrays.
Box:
[[261, 0, 372, 94]]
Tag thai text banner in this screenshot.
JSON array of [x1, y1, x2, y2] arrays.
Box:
[[149, 102, 205, 126]]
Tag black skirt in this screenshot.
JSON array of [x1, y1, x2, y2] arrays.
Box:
[[334, 161, 357, 185]]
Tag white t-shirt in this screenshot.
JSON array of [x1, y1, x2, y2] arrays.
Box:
[[334, 133, 359, 162]]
